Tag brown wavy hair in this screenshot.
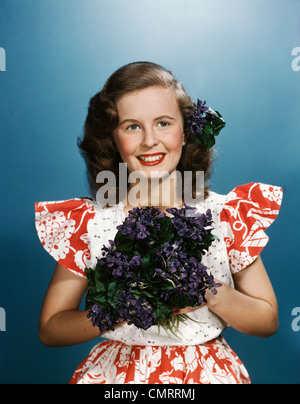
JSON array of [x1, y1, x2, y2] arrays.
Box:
[[78, 61, 213, 205]]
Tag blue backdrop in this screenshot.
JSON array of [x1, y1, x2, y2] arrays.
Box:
[[0, 0, 299, 384]]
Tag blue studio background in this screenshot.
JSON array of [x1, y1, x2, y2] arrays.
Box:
[[0, 0, 299, 384]]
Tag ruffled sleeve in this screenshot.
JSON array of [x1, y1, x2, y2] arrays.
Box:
[[220, 183, 283, 273], [35, 198, 96, 278]]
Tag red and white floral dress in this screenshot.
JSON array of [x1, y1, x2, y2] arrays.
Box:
[[35, 182, 282, 384]]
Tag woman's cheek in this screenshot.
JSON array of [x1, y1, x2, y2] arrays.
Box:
[[115, 133, 137, 157]]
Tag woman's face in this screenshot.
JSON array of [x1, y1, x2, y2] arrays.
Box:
[[113, 86, 186, 179]]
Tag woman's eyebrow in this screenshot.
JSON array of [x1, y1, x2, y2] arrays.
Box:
[[154, 115, 176, 121], [118, 118, 139, 126], [118, 115, 176, 127]]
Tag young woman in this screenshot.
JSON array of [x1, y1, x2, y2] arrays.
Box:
[[35, 62, 282, 384]]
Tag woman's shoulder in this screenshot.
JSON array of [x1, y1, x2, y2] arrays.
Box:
[[35, 197, 125, 218], [35, 197, 125, 277], [204, 182, 283, 207], [207, 182, 283, 273]]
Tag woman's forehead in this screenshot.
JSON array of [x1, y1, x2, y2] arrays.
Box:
[[116, 86, 180, 118]]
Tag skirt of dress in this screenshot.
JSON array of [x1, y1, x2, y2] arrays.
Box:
[[69, 336, 250, 384]]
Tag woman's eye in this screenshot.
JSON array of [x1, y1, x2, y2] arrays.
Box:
[[157, 121, 169, 128], [127, 124, 140, 131]]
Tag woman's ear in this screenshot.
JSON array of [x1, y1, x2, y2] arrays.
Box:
[[182, 133, 187, 146]]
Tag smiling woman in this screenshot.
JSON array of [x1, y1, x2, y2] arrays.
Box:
[[112, 86, 187, 209], [77, 62, 213, 205], [113, 86, 185, 179], [35, 61, 282, 385]]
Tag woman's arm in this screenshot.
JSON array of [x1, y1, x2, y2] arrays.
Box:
[[205, 255, 279, 337], [173, 255, 278, 338], [39, 263, 101, 347]]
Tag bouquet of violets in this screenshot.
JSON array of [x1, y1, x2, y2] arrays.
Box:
[[85, 205, 221, 335]]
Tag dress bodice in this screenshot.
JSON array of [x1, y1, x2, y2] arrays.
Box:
[[35, 182, 282, 345]]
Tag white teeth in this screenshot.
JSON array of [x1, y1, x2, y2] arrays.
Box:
[[138, 154, 165, 162]]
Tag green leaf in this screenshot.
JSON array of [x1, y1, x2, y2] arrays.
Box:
[[142, 252, 152, 267], [154, 301, 173, 322], [167, 293, 189, 310], [107, 280, 123, 309], [95, 280, 106, 294], [158, 217, 174, 242], [213, 111, 226, 135], [114, 231, 135, 253]]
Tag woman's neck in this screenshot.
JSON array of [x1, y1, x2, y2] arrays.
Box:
[[122, 173, 183, 215]]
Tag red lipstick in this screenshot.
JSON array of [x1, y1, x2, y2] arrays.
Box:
[[137, 153, 166, 166]]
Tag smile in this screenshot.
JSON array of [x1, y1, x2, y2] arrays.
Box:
[[137, 153, 166, 166]]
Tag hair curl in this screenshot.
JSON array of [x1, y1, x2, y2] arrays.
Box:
[[78, 62, 213, 205]]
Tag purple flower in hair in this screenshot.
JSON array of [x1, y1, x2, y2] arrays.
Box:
[[188, 99, 226, 149]]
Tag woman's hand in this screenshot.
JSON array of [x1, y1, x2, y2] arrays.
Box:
[[172, 304, 205, 316], [204, 256, 279, 337], [172, 256, 279, 338]]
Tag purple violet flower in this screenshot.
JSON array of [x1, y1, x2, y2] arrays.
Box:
[[118, 290, 156, 330], [87, 304, 121, 334], [188, 100, 216, 136], [85, 204, 220, 333], [116, 206, 165, 240], [166, 206, 213, 242]]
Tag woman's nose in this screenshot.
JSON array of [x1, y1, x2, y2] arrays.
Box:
[[141, 126, 159, 148]]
